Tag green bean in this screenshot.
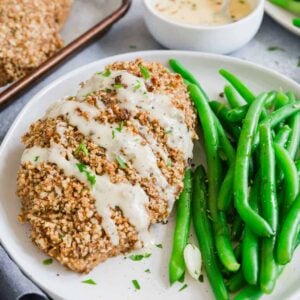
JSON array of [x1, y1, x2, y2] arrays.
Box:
[[169, 169, 192, 284], [224, 85, 246, 108], [169, 59, 208, 99], [274, 125, 292, 147], [219, 69, 255, 103], [231, 216, 244, 241], [274, 126, 292, 187], [226, 105, 248, 123], [189, 84, 239, 272], [274, 91, 290, 109], [286, 106, 300, 160], [234, 285, 263, 300], [234, 93, 274, 237], [227, 270, 246, 293], [274, 143, 299, 214], [259, 124, 278, 294], [218, 166, 234, 211], [209, 101, 241, 140], [242, 175, 260, 285], [192, 166, 229, 300], [253, 103, 300, 150], [276, 193, 300, 265], [296, 160, 300, 180]]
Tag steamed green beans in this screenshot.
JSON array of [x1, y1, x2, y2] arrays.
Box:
[[259, 124, 278, 294], [169, 169, 192, 284], [189, 84, 239, 272], [234, 93, 273, 237], [192, 166, 229, 300]]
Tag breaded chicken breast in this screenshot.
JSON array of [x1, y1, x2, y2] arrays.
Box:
[[17, 59, 196, 273]]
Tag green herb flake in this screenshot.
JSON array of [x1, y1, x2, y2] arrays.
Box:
[[155, 243, 163, 248], [267, 46, 285, 52], [34, 156, 40, 162], [116, 121, 124, 132], [167, 159, 172, 167], [82, 279, 97, 285], [139, 65, 151, 80], [199, 274, 204, 282], [144, 269, 151, 273], [86, 172, 96, 187], [112, 129, 116, 139], [129, 254, 144, 261], [114, 83, 124, 89], [133, 81, 142, 91], [43, 258, 53, 265], [75, 142, 89, 156], [129, 253, 151, 261], [76, 163, 87, 173], [116, 155, 126, 169], [98, 69, 111, 77], [129, 45, 137, 49], [179, 283, 188, 292], [165, 128, 172, 134], [132, 279, 141, 290]]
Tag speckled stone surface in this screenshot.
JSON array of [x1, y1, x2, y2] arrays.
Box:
[[0, 0, 299, 143]]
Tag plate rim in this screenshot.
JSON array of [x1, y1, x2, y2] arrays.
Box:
[[265, 1, 300, 36], [0, 50, 300, 300]]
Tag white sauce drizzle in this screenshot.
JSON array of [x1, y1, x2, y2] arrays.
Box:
[[46, 100, 175, 203], [21, 144, 150, 246], [77, 70, 193, 160]]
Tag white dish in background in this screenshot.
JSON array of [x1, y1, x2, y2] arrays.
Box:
[[0, 51, 300, 300], [265, 1, 300, 36], [143, 0, 264, 54]]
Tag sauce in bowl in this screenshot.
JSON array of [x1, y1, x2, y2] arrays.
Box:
[[153, 0, 253, 26]]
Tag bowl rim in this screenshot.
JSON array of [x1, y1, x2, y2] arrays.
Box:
[[143, 0, 264, 31]]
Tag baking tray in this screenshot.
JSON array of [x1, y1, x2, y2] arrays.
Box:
[[0, 0, 131, 108]]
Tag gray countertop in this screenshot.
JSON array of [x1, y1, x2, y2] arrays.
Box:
[[0, 0, 299, 142]]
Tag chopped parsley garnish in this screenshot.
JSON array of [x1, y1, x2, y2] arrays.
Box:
[[43, 258, 53, 265], [114, 83, 124, 89], [139, 65, 151, 80], [129, 253, 151, 261], [179, 283, 188, 292], [34, 156, 40, 162], [112, 122, 124, 139], [76, 163, 87, 173], [132, 279, 141, 290], [98, 69, 111, 77], [267, 46, 285, 52], [116, 155, 126, 169], [76, 163, 96, 187], [116, 121, 124, 132], [75, 142, 89, 156], [86, 172, 96, 187], [144, 269, 151, 273], [165, 128, 172, 134], [155, 243, 163, 248], [82, 279, 96, 285], [133, 81, 142, 91], [167, 159, 172, 167]]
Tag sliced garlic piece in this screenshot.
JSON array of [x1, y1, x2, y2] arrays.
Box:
[[183, 243, 202, 280]]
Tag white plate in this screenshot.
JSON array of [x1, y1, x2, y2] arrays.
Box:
[[0, 51, 300, 300], [265, 2, 300, 36]]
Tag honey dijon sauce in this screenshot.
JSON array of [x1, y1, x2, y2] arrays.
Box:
[[153, 0, 253, 26]]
